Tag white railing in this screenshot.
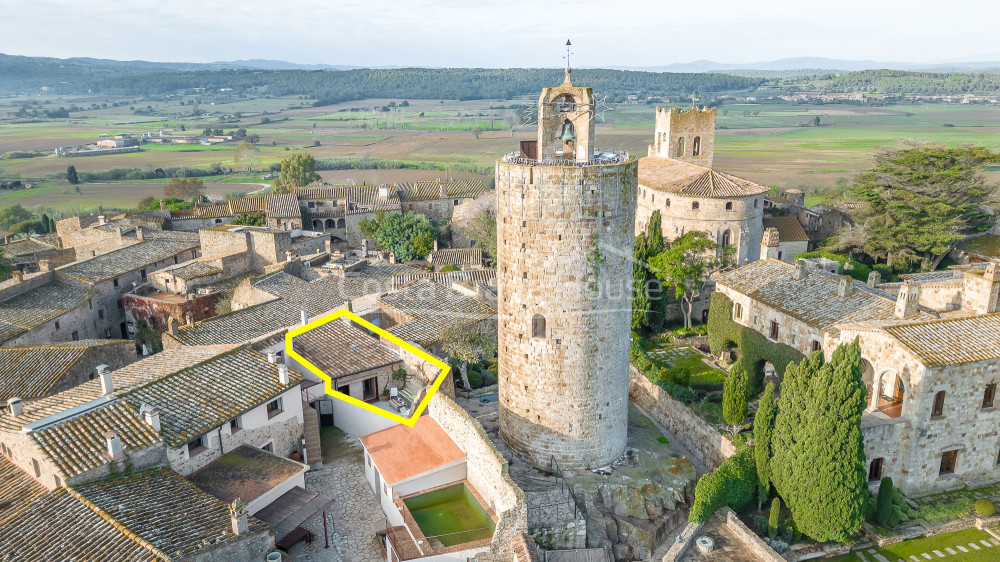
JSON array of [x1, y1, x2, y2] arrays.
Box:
[[501, 151, 631, 167]]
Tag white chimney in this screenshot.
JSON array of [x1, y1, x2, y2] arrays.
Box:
[[389, 252, 396, 265], [300, 310, 308, 326], [867, 271, 882, 287], [433, 239, 438, 252], [136, 227, 144, 241], [793, 259, 808, 280], [267, 351, 277, 364], [278, 364, 290, 385], [7, 397, 23, 418], [105, 430, 124, 460], [143, 409, 161, 433], [97, 215, 107, 226], [97, 364, 112, 395]]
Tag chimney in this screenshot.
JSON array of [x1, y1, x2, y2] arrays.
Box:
[[433, 239, 439, 252], [439, 182, 446, 198], [894, 281, 920, 319], [167, 317, 178, 336], [389, 252, 396, 265], [38, 259, 51, 272], [7, 397, 23, 418], [14, 270, 23, 283], [143, 408, 161, 433], [792, 259, 808, 280], [97, 215, 107, 226], [230, 501, 249, 535], [186, 313, 194, 327], [346, 299, 354, 313], [986, 262, 999, 282], [104, 430, 124, 460], [159, 200, 167, 211], [324, 240, 333, 253], [267, 351, 278, 364], [300, 310, 308, 326], [135, 227, 144, 241], [278, 364, 290, 385], [761, 227, 780, 261], [867, 271, 882, 287], [97, 364, 113, 395], [286, 249, 296, 263], [837, 275, 854, 297]]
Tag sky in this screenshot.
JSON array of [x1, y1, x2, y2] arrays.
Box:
[[2, 0, 1000, 67]]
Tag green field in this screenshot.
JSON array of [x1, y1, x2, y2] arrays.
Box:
[[4, 93, 1000, 213], [826, 529, 999, 562]]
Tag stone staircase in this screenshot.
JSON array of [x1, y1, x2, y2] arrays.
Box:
[[302, 406, 323, 468]]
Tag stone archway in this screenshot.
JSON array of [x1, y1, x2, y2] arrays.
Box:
[[874, 369, 906, 418]]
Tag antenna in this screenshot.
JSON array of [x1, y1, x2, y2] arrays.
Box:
[[564, 39, 573, 69]]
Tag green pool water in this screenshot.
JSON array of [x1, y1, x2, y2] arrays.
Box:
[[403, 483, 495, 548]]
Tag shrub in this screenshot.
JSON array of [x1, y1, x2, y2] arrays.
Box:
[[689, 448, 758, 522], [792, 250, 872, 283], [467, 368, 483, 389], [768, 497, 781, 539], [974, 499, 996, 517], [439, 264, 459, 272], [875, 477, 894, 526]]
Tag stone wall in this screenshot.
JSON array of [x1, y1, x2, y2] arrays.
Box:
[[722, 508, 784, 562], [43, 341, 138, 398], [189, 528, 274, 562], [451, 193, 496, 247], [629, 366, 735, 469], [715, 281, 825, 358], [496, 157, 637, 470], [428, 393, 528, 562], [123, 291, 221, 331], [650, 107, 716, 167]]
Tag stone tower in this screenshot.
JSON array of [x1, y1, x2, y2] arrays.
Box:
[[650, 107, 716, 167], [496, 67, 638, 469]]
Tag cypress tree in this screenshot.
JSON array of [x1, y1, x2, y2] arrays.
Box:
[[723, 359, 749, 431], [772, 341, 868, 542], [875, 477, 894, 526], [754, 382, 777, 506], [768, 497, 781, 539], [40, 213, 50, 233], [66, 165, 79, 185], [645, 210, 667, 331]]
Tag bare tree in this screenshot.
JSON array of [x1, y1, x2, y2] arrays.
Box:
[[234, 142, 260, 173]]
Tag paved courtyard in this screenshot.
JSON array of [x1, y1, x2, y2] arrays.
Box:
[[288, 432, 386, 562]]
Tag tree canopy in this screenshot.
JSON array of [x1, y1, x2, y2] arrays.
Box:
[[163, 177, 204, 200], [632, 210, 667, 333], [648, 230, 732, 327], [358, 211, 439, 262], [272, 153, 320, 194]]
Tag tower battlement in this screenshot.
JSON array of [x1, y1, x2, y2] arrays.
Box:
[[650, 106, 716, 167]]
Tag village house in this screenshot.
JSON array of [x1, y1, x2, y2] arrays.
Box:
[[760, 216, 810, 263], [715, 258, 1000, 496], [168, 193, 304, 231], [0, 233, 76, 273], [0, 339, 136, 402], [0, 269, 98, 346]]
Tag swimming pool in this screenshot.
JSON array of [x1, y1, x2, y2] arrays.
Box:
[[403, 483, 495, 548], [478, 394, 498, 404]]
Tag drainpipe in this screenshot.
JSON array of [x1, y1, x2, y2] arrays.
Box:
[[217, 425, 225, 457]]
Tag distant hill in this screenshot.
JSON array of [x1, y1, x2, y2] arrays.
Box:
[[68, 57, 371, 71], [617, 57, 1000, 75]]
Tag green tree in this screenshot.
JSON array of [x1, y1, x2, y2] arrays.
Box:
[[632, 210, 667, 332], [0, 205, 33, 231], [411, 231, 435, 258], [39, 213, 50, 233], [875, 477, 894, 526], [723, 359, 749, 437], [66, 165, 79, 184], [648, 230, 733, 328], [441, 321, 498, 390], [772, 341, 868, 542], [842, 145, 998, 269], [232, 212, 266, 226], [272, 153, 320, 194], [358, 211, 439, 262], [48, 215, 56, 233], [768, 497, 782, 539], [467, 209, 497, 266], [754, 382, 777, 507]]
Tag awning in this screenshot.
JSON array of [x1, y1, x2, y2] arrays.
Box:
[[254, 486, 336, 541]]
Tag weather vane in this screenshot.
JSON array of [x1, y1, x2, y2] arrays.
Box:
[[564, 39, 573, 69]]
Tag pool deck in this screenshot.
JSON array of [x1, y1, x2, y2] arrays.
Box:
[[389, 479, 496, 559]]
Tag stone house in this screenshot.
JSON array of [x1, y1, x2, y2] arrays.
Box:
[[168, 194, 304, 232], [397, 180, 487, 220], [714, 258, 1000, 496], [427, 246, 484, 271], [636, 107, 768, 266], [761, 216, 809, 263], [0, 339, 136, 402], [0, 270, 99, 346], [0, 234, 76, 273]]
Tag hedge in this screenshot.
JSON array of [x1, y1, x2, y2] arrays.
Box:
[[791, 250, 872, 283], [707, 292, 805, 392], [689, 447, 758, 522]]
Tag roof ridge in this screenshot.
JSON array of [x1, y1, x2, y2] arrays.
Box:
[[65, 486, 170, 560]]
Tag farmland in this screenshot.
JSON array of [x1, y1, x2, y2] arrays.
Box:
[[4, 92, 1000, 213]]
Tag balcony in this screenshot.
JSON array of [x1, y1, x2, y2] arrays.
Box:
[[500, 150, 630, 167]]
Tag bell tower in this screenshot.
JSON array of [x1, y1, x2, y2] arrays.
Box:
[[537, 63, 596, 162]]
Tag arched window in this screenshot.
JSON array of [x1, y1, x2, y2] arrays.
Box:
[[693, 136, 701, 156], [665, 198, 670, 208], [337, 218, 346, 229], [692, 201, 700, 210], [755, 199, 759, 208], [554, 94, 576, 113], [725, 201, 733, 211], [676, 137, 685, 157], [325, 219, 336, 229], [932, 391, 946, 418], [532, 314, 546, 338], [721, 230, 731, 248], [215, 218, 223, 225], [314, 220, 323, 230]]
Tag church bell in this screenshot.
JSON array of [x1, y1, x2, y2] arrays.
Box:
[[560, 121, 576, 142]]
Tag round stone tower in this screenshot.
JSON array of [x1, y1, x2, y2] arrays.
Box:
[[496, 67, 638, 469]]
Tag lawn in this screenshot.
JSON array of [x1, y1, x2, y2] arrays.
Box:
[[826, 529, 999, 562], [647, 345, 726, 389]]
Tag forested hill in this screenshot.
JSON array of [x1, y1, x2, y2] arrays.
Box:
[[814, 69, 1000, 95], [0, 53, 763, 101]]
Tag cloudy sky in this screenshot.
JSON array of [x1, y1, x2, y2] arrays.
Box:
[[2, 0, 998, 67]]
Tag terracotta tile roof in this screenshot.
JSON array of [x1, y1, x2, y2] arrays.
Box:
[[762, 216, 810, 243], [391, 269, 497, 290], [885, 314, 1000, 366], [958, 234, 1000, 259], [0, 340, 131, 402], [0, 346, 236, 433], [292, 318, 401, 380], [716, 259, 933, 331], [396, 180, 486, 202], [266, 193, 302, 218], [377, 279, 496, 347], [158, 260, 223, 281], [188, 445, 306, 505], [293, 184, 402, 214], [0, 279, 96, 341], [121, 346, 301, 447], [30, 399, 161, 478], [512, 533, 543, 562], [429, 248, 483, 267], [226, 196, 268, 215], [186, 204, 235, 219], [0, 488, 159, 561], [0, 456, 46, 527], [75, 467, 269, 558], [360, 416, 464, 486], [57, 238, 201, 284], [639, 157, 769, 198]]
